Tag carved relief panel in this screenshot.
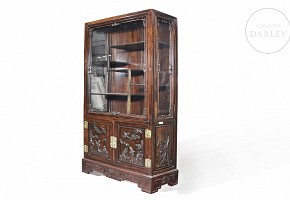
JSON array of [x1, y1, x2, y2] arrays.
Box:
[[88, 122, 110, 160], [117, 126, 145, 167], [155, 125, 173, 170]]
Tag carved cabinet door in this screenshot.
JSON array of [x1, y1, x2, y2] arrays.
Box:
[[115, 123, 147, 170], [84, 120, 113, 163]]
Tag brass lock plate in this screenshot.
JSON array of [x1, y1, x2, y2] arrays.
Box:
[[145, 158, 151, 168], [84, 121, 88, 129], [84, 145, 88, 153], [110, 136, 117, 149]]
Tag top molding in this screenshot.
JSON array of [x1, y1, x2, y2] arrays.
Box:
[[85, 9, 177, 28]]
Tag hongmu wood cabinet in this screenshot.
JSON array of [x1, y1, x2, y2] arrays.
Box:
[[82, 9, 178, 193]]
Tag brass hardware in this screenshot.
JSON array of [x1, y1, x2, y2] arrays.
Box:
[[145, 159, 151, 168], [84, 145, 88, 153], [145, 129, 151, 138], [84, 121, 88, 129], [110, 136, 117, 149]]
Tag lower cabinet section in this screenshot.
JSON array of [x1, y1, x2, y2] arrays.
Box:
[[83, 119, 178, 193], [84, 119, 149, 172], [82, 158, 178, 194]]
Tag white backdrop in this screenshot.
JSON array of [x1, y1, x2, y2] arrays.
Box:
[[1, 0, 290, 199]]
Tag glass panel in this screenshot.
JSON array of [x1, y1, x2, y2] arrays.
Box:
[[88, 20, 145, 115], [89, 32, 107, 111], [157, 19, 172, 117]]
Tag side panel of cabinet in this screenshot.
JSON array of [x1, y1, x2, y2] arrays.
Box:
[[84, 119, 113, 164], [154, 124, 175, 171]]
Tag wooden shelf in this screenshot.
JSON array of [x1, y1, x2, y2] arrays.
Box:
[[92, 39, 106, 42], [92, 61, 128, 67], [91, 92, 144, 96], [92, 43, 105, 46], [92, 61, 143, 68], [109, 68, 144, 73], [158, 41, 170, 49], [110, 41, 145, 51], [130, 84, 145, 86]]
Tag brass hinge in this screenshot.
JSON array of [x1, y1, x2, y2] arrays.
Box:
[[157, 62, 160, 71], [145, 158, 151, 168], [84, 145, 88, 153], [110, 136, 117, 149], [84, 121, 88, 129], [145, 129, 151, 138]]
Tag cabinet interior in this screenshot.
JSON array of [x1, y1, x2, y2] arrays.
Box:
[[88, 20, 145, 115]]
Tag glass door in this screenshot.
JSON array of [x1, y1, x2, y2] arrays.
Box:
[[157, 18, 173, 118], [88, 20, 146, 116]]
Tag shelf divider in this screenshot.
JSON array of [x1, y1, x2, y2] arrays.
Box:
[[109, 41, 145, 51], [127, 68, 131, 114], [90, 92, 144, 96], [158, 41, 170, 49]]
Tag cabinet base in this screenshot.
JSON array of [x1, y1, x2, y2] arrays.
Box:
[[82, 158, 178, 194]]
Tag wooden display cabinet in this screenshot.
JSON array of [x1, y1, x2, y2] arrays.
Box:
[[82, 9, 178, 193]]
